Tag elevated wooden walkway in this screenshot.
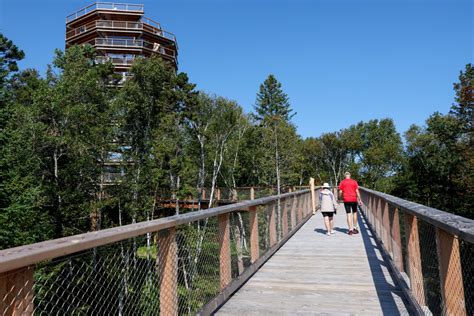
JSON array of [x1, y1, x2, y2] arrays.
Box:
[[217, 204, 411, 315]]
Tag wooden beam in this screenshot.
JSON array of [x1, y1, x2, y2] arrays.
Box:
[[310, 178, 316, 215], [290, 196, 297, 230], [269, 204, 277, 247], [218, 213, 232, 289], [250, 187, 255, 200], [382, 201, 392, 254], [436, 228, 466, 315], [249, 206, 259, 263], [0, 267, 34, 316], [404, 213, 426, 307], [297, 195, 304, 224], [158, 228, 178, 316], [282, 198, 288, 237], [391, 207, 404, 272]]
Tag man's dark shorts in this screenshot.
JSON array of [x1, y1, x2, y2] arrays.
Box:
[[344, 202, 358, 214]]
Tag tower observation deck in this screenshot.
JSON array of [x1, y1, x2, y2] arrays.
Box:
[[66, 2, 178, 76]]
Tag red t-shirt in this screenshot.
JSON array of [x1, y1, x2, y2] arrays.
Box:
[[339, 178, 359, 202]]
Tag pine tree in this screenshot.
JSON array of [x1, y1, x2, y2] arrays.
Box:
[[254, 74, 294, 122], [450, 63, 473, 134]]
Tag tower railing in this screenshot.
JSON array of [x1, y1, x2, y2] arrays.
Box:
[[359, 187, 473, 316], [0, 188, 316, 315], [66, 2, 145, 23], [66, 19, 177, 43]]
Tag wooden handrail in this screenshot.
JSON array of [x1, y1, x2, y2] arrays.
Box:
[[0, 189, 310, 274], [359, 187, 472, 315], [360, 187, 474, 243]]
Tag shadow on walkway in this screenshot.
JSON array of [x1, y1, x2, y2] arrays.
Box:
[[358, 214, 411, 315]]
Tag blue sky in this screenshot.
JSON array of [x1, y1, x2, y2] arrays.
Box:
[[1, 0, 472, 138]]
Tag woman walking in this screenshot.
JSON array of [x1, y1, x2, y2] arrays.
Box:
[[319, 183, 338, 236]]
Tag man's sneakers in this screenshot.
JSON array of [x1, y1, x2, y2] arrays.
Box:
[[348, 228, 359, 236]]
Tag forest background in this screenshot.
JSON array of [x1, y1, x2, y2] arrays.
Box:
[[0, 34, 472, 250]]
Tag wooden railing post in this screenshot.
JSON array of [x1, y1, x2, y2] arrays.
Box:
[[269, 203, 277, 246], [297, 195, 304, 223], [202, 188, 206, 200], [382, 201, 392, 255], [158, 228, 178, 316], [250, 187, 255, 200], [249, 206, 259, 263], [391, 207, 404, 272], [404, 213, 426, 307], [376, 197, 382, 236], [232, 189, 238, 201], [436, 228, 466, 315], [282, 198, 288, 237], [218, 213, 232, 289], [308, 192, 312, 216], [290, 196, 297, 230], [369, 195, 375, 227], [310, 178, 316, 215], [0, 267, 34, 315], [216, 188, 221, 200]]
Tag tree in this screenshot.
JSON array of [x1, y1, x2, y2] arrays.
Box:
[[392, 65, 473, 218], [450, 63, 473, 135], [347, 119, 403, 191], [254, 74, 295, 122], [0, 33, 25, 86], [0, 34, 25, 212]]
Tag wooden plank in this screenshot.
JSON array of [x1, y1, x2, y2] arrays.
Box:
[[219, 213, 232, 289], [436, 228, 466, 315], [403, 213, 426, 307], [249, 206, 259, 263], [310, 178, 316, 215], [158, 228, 178, 316]]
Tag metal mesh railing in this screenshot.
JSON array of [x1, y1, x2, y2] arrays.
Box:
[[0, 189, 314, 315], [360, 188, 474, 316]]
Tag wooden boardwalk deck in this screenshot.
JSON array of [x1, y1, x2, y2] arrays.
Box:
[[216, 205, 412, 315]]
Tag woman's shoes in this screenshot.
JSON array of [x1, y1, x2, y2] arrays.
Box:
[[326, 232, 331, 236], [330, 230, 335, 235]]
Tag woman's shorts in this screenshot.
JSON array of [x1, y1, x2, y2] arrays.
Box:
[[322, 212, 334, 218]]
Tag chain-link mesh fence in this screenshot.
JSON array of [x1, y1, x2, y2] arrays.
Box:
[[360, 188, 473, 316], [1, 191, 312, 315]]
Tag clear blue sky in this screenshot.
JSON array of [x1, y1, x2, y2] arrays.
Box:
[[1, 0, 472, 138]]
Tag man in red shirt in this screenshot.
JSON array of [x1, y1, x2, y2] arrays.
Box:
[[338, 172, 362, 235]]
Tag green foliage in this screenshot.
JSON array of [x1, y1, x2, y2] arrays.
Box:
[[392, 65, 473, 218], [0, 33, 25, 86], [254, 74, 294, 122]]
